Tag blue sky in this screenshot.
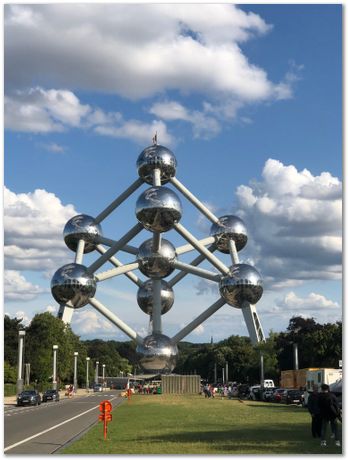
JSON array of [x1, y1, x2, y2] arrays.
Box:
[[4, 3, 342, 344]]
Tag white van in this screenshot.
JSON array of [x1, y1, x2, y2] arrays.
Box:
[[263, 379, 275, 388]]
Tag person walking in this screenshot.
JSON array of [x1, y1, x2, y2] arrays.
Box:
[[307, 385, 321, 438], [318, 383, 341, 447]]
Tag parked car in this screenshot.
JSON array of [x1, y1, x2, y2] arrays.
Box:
[[281, 389, 303, 405], [17, 390, 42, 406], [263, 388, 276, 402], [93, 384, 103, 392], [42, 389, 60, 403], [272, 388, 287, 403]]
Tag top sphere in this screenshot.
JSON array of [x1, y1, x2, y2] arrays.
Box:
[[137, 144, 177, 185], [64, 215, 102, 253], [210, 215, 247, 253]]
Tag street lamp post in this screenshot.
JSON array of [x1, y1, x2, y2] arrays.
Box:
[[86, 357, 90, 391], [16, 331, 26, 395], [102, 364, 106, 389], [95, 361, 99, 384], [73, 352, 78, 391], [52, 345, 58, 390]]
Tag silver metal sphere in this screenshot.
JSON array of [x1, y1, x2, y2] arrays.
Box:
[[137, 280, 174, 315], [136, 333, 178, 374], [137, 238, 176, 279], [64, 214, 102, 253], [219, 263, 263, 308], [51, 263, 96, 308], [135, 186, 182, 233], [137, 144, 177, 185], [210, 215, 248, 253]]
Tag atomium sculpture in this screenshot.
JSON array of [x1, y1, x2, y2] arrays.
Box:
[[52, 140, 265, 375]]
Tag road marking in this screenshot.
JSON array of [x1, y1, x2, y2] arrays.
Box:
[[4, 395, 119, 452]]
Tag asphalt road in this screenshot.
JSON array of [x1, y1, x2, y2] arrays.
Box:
[[4, 390, 124, 454]]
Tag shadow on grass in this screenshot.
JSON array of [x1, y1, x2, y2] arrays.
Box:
[[132, 423, 342, 454], [245, 403, 306, 412]]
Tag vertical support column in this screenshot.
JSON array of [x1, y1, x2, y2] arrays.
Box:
[[152, 168, 162, 251], [73, 352, 78, 392], [225, 362, 229, 384], [16, 330, 25, 395], [260, 353, 264, 387], [214, 362, 217, 384], [102, 364, 106, 389], [52, 345, 58, 390], [75, 239, 85, 264], [222, 368, 225, 384], [228, 239, 239, 265], [293, 343, 299, 370], [86, 357, 90, 391], [152, 279, 162, 334], [95, 361, 99, 385]]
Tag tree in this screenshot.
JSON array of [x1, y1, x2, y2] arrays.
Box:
[[25, 312, 84, 384], [4, 361, 17, 383], [4, 315, 26, 367]]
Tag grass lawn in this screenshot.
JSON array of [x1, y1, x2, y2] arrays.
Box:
[[61, 394, 342, 454]]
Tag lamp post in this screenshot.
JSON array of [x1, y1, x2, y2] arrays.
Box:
[[86, 357, 90, 390], [73, 352, 78, 391], [52, 345, 58, 390], [16, 331, 26, 395], [95, 361, 99, 384], [102, 364, 106, 389]]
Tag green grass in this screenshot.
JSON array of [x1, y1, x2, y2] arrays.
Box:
[[61, 394, 342, 454]]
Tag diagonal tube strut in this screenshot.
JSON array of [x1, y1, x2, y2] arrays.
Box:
[[89, 297, 144, 345], [94, 178, 143, 224], [96, 245, 143, 287], [168, 244, 217, 287], [171, 297, 226, 344], [171, 260, 220, 282], [170, 177, 219, 224], [174, 223, 230, 275], [95, 262, 139, 282], [87, 223, 143, 274]]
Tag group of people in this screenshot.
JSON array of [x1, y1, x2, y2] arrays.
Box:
[[202, 383, 238, 399], [307, 383, 341, 447], [136, 383, 161, 395]]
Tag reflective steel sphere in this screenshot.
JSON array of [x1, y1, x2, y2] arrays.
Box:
[[137, 238, 176, 279], [219, 263, 263, 308], [136, 333, 178, 374], [135, 186, 182, 233], [137, 280, 174, 315], [64, 214, 102, 253], [137, 144, 177, 185], [210, 215, 248, 253], [51, 263, 96, 308]]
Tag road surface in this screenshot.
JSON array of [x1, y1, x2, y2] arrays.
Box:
[[4, 390, 124, 454]]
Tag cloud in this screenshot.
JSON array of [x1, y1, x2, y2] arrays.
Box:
[[275, 291, 340, 312], [5, 87, 173, 145], [4, 270, 45, 301], [71, 309, 115, 335], [40, 142, 67, 153], [235, 159, 342, 286], [5, 4, 296, 104], [149, 101, 221, 139], [4, 186, 77, 272]]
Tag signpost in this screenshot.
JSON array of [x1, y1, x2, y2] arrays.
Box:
[[99, 400, 112, 440]]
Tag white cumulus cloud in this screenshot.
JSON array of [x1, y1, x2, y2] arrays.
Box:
[[235, 159, 342, 286], [4, 186, 77, 271], [4, 270, 45, 301]]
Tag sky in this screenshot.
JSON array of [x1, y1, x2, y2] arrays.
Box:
[[4, 3, 342, 345]]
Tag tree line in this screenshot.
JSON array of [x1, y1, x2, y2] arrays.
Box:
[[4, 312, 341, 387]]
